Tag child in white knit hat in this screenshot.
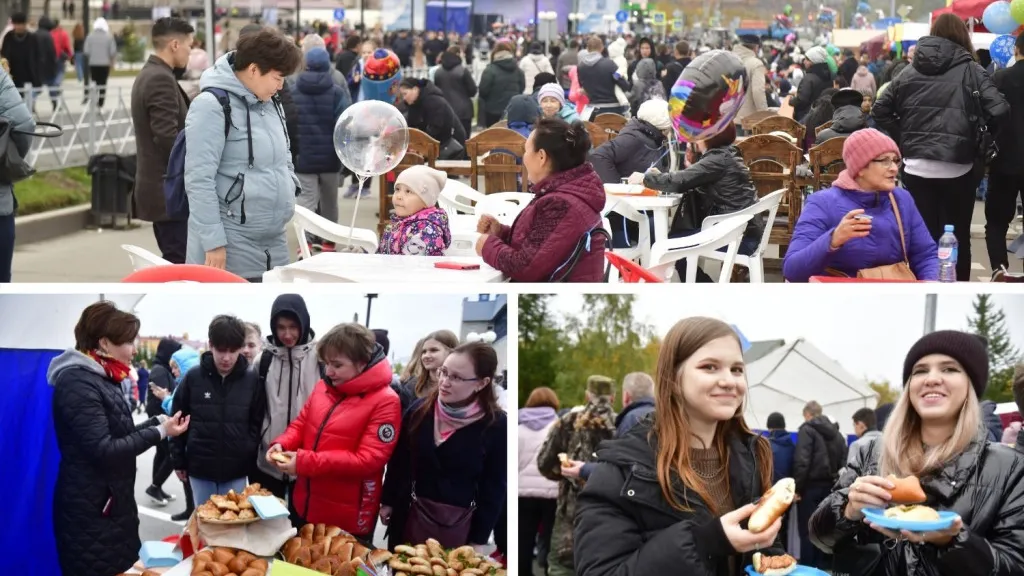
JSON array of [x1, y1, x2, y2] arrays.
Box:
[[377, 165, 452, 256]]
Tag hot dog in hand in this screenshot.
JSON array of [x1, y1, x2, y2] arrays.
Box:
[[749, 478, 796, 533]]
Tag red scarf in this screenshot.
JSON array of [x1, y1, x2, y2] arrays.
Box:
[[434, 398, 485, 446], [87, 350, 132, 383]]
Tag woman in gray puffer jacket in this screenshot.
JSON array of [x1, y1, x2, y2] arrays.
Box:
[[184, 29, 303, 281], [628, 58, 665, 117], [0, 66, 34, 283]]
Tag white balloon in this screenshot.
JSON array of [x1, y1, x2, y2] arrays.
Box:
[[334, 100, 410, 178]]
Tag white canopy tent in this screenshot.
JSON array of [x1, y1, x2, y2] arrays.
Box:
[[743, 339, 879, 435]]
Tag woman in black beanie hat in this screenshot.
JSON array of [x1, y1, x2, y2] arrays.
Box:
[[809, 330, 1024, 576]]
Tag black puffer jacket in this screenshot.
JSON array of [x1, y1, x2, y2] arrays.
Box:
[[815, 105, 867, 145], [146, 337, 181, 417], [792, 63, 832, 122], [277, 81, 301, 166], [794, 415, 848, 492], [48, 350, 164, 576], [810, 430, 1024, 576], [991, 62, 1024, 175], [433, 51, 478, 122], [399, 81, 466, 146], [643, 145, 763, 240], [170, 351, 266, 482], [872, 36, 1008, 164], [574, 419, 784, 576], [578, 51, 631, 106], [590, 118, 667, 183]]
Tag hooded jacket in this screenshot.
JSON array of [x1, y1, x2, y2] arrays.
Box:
[[521, 52, 555, 94], [792, 62, 832, 122], [479, 53, 526, 117], [574, 419, 785, 576], [557, 47, 579, 89], [273, 345, 401, 536], [768, 429, 796, 483], [291, 51, 350, 174], [615, 397, 654, 437], [433, 51, 478, 122], [591, 117, 667, 184], [184, 52, 301, 280], [627, 38, 661, 82], [783, 185, 938, 282], [400, 81, 465, 146], [732, 44, 768, 123], [34, 17, 58, 82], [814, 104, 867, 144], [628, 58, 665, 117], [162, 346, 201, 415], [578, 51, 631, 107], [793, 415, 849, 492], [482, 162, 607, 282], [256, 294, 321, 481], [518, 407, 559, 499], [0, 70, 32, 218], [504, 93, 539, 137], [850, 65, 877, 97], [981, 400, 1004, 442], [872, 36, 1008, 164], [170, 352, 265, 482], [377, 206, 452, 256], [643, 145, 763, 240], [662, 56, 691, 97], [810, 431, 1024, 576], [992, 60, 1024, 175], [146, 338, 182, 417], [82, 19, 117, 67], [48, 350, 165, 576]]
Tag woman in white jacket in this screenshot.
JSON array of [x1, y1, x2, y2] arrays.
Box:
[[519, 387, 561, 575], [520, 41, 554, 94], [608, 38, 631, 108]]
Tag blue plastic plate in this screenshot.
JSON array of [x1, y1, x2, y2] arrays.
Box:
[[745, 564, 829, 576], [862, 507, 958, 531]]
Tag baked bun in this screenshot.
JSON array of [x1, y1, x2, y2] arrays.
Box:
[[240, 570, 265, 576], [282, 537, 304, 560], [752, 553, 797, 576], [369, 549, 394, 566], [313, 523, 326, 541], [558, 453, 570, 467], [749, 478, 796, 533], [212, 549, 236, 565], [299, 523, 314, 541], [271, 452, 291, 464], [206, 562, 231, 576], [325, 525, 343, 538], [248, 559, 269, 572], [886, 474, 927, 504], [884, 504, 940, 521]]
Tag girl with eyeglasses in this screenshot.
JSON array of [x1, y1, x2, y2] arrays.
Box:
[[380, 342, 507, 553], [784, 128, 938, 282]]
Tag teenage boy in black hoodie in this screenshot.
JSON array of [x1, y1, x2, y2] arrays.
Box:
[[144, 338, 183, 509], [662, 41, 691, 97], [171, 315, 266, 507], [577, 35, 631, 119]]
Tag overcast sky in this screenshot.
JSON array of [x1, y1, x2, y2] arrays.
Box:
[[132, 293, 480, 365], [549, 291, 1024, 387]]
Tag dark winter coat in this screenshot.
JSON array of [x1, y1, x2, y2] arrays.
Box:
[[793, 415, 848, 492], [424, 38, 448, 67], [643, 145, 763, 240], [991, 62, 1024, 175], [814, 104, 867, 145], [615, 397, 654, 437], [662, 56, 691, 97], [49, 350, 165, 576], [792, 63, 831, 122], [146, 338, 181, 417], [557, 48, 579, 89], [433, 51, 478, 122], [872, 36, 1008, 164], [392, 36, 414, 68], [399, 81, 466, 146], [768, 429, 796, 484], [810, 431, 1024, 576], [578, 52, 631, 106], [335, 48, 361, 101], [591, 117, 667, 183], [1, 30, 40, 87], [381, 399, 507, 550], [481, 162, 607, 282], [479, 56, 526, 117], [278, 80, 301, 165], [291, 58, 350, 174], [170, 352, 266, 482], [575, 419, 785, 576], [626, 38, 661, 82], [35, 18, 58, 83], [628, 58, 665, 117], [839, 56, 859, 84], [981, 400, 1004, 442]]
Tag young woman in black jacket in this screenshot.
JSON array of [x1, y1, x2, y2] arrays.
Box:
[[49, 302, 190, 576], [810, 330, 1024, 576], [575, 317, 784, 576]]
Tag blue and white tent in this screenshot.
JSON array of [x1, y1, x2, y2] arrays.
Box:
[[0, 294, 143, 575]]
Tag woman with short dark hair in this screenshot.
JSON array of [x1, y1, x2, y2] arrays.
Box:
[[50, 301, 190, 576], [476, 117, 607, 282]]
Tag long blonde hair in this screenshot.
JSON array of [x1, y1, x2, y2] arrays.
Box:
[[400, 337, 426, 382], [653, 317, 772, 514], [879, 380, 982, 478], [414, 330, 460, 398]]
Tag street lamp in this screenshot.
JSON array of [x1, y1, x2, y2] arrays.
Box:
[[539, 11, 557, 53], [568, 12, 586, 35]]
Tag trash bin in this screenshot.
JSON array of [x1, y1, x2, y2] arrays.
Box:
[[88, 153, 136, 228]]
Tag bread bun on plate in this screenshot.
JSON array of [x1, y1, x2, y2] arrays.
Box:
[[884, 505, 940, 522], [752, 552, 797, 576]]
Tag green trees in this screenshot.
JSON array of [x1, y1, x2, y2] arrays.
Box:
[[967, 294, 1021, 403]]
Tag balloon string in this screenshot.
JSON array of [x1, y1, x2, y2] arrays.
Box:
[[349, 175, 368, 246]]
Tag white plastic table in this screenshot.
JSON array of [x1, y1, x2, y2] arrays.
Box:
[[603, 191, 681, 244], [263, 253, 506, 283]]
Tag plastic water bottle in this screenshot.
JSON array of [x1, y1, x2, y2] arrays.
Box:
[[938, 225, 958, 283]]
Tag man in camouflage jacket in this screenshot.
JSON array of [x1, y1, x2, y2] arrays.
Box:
[[537, 375, 618, 576]]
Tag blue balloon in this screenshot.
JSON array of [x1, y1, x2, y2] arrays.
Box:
[[983, 1, 1018, 35], [990, 34, 1017, 66]]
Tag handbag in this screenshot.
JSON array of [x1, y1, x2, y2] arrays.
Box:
[[827, 193, 917, 281], [0, 119, 62, 184], [439, 137, 464, 160], [402, 480, 476, 549], [962, 63, 998, 165]]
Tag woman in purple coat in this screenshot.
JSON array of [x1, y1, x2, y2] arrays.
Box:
[[783, 129, 938, 282]]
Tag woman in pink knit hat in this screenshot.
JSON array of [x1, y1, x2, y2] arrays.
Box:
[[783, 128, 939, 282]]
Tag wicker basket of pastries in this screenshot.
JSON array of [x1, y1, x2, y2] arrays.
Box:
[[196, 483, 275, 525]]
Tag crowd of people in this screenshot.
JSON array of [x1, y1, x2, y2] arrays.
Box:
[[46, 295, 508, 575], [519, 319, 1024, 576]]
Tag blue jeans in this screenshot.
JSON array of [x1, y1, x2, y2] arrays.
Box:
[[74, 52, 85, 83], [671, 228, 759, 281], [0, 213, 13, 283], [189, 476, 248, 507], [49, 58, 66, 101]]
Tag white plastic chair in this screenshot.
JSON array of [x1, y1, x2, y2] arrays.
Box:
[[291, 206, 378, 259], [445, 231, 481, 257], [699, 189, 785, 283], [474, 196, 523, 224], [439, 179, 486, 218], [602, 198, 652, 267], [121, 244, 171, 271], [648, 214, 753, 283], [485, 191, 535, 207]]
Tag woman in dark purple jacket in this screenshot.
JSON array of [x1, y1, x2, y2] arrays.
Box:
[[784, 129, 938, 282]]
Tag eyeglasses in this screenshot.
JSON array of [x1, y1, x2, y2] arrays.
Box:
[[438, 367, 479, 384], [871, 157, 902, 168]]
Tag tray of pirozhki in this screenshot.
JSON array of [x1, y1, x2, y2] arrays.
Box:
[[196, 483, 282, 525]]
